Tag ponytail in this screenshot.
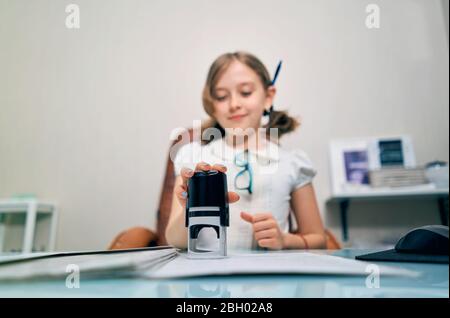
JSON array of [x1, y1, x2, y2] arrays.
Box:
[[264, 110, 300, 137]]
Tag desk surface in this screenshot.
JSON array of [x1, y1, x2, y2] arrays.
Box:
[[0, 249, 447, 298]]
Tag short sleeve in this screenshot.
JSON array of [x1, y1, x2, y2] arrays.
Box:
[[172, 142, 203, 176], [291, 149, 317, 190]]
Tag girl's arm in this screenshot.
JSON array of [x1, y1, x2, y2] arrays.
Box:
[[284, 183, 327, 249]]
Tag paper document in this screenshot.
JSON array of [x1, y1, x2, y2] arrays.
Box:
[[0, 247, 177, 281], [0, 249, 418, 281], [145, 251, 419, 279]]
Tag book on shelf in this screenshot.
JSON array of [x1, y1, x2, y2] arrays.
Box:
[[369, 167, 428, 188]]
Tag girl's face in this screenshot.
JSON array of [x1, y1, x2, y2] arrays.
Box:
[[212, 61, 275, 133]]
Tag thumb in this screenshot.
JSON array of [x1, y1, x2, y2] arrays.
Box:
[[240, 211, 253, 223], [227, 191, 240, 204]]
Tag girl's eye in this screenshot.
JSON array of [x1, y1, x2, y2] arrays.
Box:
[[216, 96, 227, 101], [241, 91, 252, 97]]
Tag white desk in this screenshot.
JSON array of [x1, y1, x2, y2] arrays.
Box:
[[0, 199, 58, 253], [326, 187, 449, 241]]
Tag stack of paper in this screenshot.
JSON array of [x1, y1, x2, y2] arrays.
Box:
[[369, 167, 428, 187], [0, 248, 418, 281], [145, 251, 418, 279], [0, 247, 177, 281]]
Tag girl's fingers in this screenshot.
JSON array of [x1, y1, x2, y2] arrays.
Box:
[[252, 219, 276, 232], [254, 229, 277, 241], [175, 186, 188, 202], [181, 162, 225, 187], [257, 238, 276, 248], [180, 168, 195, 187], [252, 213, 273, 222], [211, 164, 227, 173], [179, 164, 233, 204], [228, 191, 240, 204], [180, 164, 233, 206], [240, 211, 254, 223], [195, 162, 211, 172]]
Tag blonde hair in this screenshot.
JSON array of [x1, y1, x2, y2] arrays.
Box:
[[201, 51, 299, 143]]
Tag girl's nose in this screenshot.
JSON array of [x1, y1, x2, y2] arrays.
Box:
[[229, 94, 241, 112]]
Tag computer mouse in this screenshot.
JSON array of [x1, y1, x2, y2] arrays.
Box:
[[395, 225, 449, 255]]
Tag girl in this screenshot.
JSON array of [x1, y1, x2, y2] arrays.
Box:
[[166, 52, 326, 251]]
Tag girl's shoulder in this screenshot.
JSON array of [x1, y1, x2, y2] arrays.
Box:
[[278, 146, 317, 189], [278, 146, 314, 167]]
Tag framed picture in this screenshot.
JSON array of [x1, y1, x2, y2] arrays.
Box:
[[329, 136, 416, 196], [367, 136, 416, 170], [329, 138, 371, 196]]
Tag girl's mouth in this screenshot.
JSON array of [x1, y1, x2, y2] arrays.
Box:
[[228, 114, 247, 121]]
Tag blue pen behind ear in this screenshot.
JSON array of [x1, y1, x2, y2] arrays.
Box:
[[263, 60, 282, 116]]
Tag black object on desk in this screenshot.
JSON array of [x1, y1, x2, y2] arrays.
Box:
[[185, 170, 229, 258], [356, 225, 449, 264]]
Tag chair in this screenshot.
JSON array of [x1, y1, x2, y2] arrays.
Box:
[[108, 130, 341, 250]]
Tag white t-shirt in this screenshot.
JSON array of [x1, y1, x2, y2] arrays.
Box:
[[173, 138, 316, 251]]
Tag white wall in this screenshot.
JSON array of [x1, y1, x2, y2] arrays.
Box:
[[0, 0, 448, 250]]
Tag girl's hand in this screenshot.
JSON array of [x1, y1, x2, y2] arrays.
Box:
[[240, 211, 285, 250], [175, 162, 240, 208]]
